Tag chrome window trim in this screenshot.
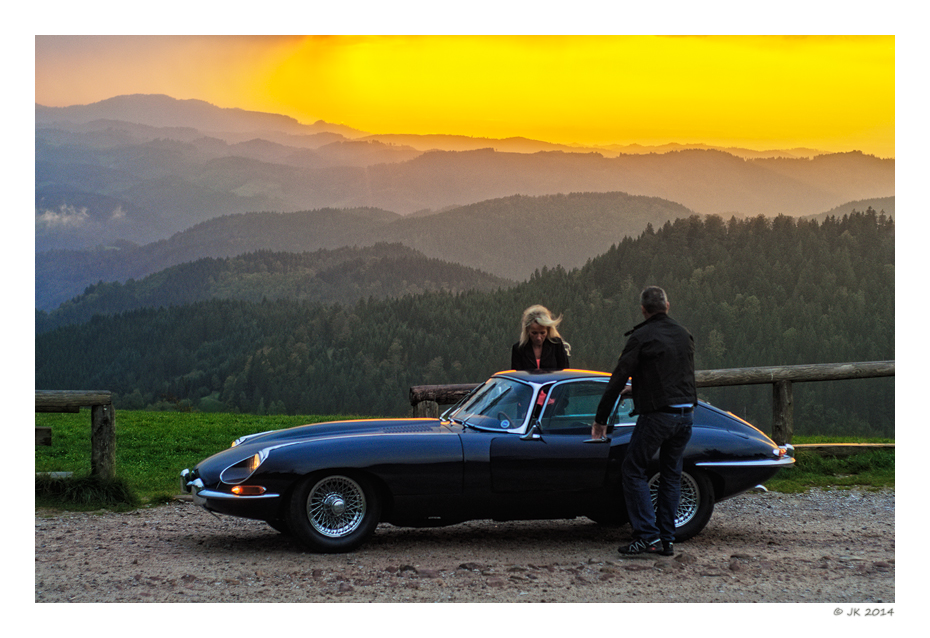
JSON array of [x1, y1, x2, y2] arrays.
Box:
[[537, 377, 617, 429]]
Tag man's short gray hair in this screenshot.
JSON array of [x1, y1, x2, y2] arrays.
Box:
[[640, 286, 668, 314]]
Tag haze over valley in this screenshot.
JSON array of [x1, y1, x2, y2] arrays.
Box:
[[37, 95, 893, 251], [36, 94, 894, 310]]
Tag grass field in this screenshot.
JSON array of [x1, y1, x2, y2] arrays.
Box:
[[35, 409, 894, 509], [35, 410, 357, 508]]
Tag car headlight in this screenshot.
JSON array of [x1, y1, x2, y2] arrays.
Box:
[[219, 449, 269, 484]]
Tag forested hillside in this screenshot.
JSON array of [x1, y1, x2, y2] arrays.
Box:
[[35, 192, 690, 309], [36, 244, 511, 333], [35, 211, 895, 437], [35, 206, 401, 310], [806, 197, 895, 222], [352, 192, 693, 281]]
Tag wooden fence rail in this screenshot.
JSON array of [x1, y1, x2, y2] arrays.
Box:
[[35, 390, 115, 479], [410, 361, 895, 445]]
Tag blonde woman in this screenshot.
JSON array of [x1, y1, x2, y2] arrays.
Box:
[[511, 305, 571, 370]]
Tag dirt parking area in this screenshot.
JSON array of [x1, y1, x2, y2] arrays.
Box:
[[35, 488, 893, 604]]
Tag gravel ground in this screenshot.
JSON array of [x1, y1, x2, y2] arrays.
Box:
[[35, 488, 894, 605]]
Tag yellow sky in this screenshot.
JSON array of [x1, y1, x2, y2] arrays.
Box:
[[34, 35, 895, 157]]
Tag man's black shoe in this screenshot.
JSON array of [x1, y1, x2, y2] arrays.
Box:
[[660, 541, 674, 556], [618, 538, 662, 556]]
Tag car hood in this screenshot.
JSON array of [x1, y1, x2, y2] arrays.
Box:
[[191, 417, 453, 481], [233, 417, 445, 448]]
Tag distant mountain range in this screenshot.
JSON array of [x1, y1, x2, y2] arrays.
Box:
[[36, 93, 356, 137], [35, 191, 691, 309], [35, 94, 896, 316], [35, 94, 828, 158], [36, 94, 895, 253]]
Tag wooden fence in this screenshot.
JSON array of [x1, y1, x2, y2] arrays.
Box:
[[35, 390, 115, 479], [35, 362, 892, 480], [409, 360, 895, 445]]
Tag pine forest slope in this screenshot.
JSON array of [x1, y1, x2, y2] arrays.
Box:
[[35, 206, 400, 310], [805, 197, 895, 222], [35, 243, 511, 333], [35, 211, 895, 437]]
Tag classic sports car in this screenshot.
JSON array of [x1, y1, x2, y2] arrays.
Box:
[[180, 369, 794, 553]]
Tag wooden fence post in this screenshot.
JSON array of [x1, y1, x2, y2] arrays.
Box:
[[413, 400, 440, 418], [772, 380, 794, 446], [36, 391, 115, 480], [90, 403, 116, 479]]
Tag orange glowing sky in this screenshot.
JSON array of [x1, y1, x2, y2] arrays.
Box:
[[35, 35, 895, 157]]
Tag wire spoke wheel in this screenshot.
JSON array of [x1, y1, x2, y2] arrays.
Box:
[[649, 471, 700, 527], [307, 475, 367, 538], [647, 469, 714, 541]]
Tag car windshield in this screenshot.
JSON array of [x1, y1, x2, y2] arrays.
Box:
[[446, 377, 535, 431]]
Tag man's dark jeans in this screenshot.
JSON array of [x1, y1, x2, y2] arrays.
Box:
[[621, 410, 693, 543]]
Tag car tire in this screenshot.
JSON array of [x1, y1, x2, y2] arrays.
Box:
[[287, 472, 381, 553], [649, 468, 714, 542]]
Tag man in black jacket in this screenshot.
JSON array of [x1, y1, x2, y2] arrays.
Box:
[[591, 286, 696, 557]]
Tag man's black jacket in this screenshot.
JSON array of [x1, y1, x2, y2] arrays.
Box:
[[594, 312, 696, 424]]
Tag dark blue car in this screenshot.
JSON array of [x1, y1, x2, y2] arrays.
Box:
[[180, 369, 794, 552]]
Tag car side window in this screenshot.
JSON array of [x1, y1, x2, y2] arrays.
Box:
[[538, 381, 606, 434]]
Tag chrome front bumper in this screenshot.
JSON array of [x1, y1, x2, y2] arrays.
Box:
[[179, 468, 207, 505], [180, 468, 280, 506]]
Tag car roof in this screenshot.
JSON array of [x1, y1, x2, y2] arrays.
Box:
[[492, 368, 611, 383]]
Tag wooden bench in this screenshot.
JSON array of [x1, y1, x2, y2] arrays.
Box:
[[35, 390, 115, 479]]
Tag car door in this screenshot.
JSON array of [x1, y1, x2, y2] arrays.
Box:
[[489, 379, 617, 494]]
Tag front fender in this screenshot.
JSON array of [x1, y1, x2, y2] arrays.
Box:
[[248, 430, 465, 497]]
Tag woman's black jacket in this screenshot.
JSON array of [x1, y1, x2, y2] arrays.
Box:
[[510, 338, 570, 371]]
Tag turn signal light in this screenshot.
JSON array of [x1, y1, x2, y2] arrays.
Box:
[[231, 485, 266, 496]]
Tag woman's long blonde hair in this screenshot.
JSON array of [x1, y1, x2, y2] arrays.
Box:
[[518, 305, 571, 356]]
